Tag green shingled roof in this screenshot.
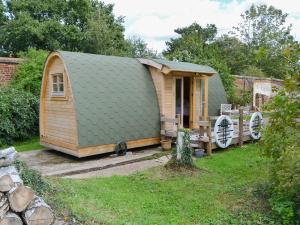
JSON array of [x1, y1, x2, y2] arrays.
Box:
[[57, 51, 227, 148], [153, 59, 217, 74], [58, 51, 161, 148], [208, 74, 228, 116]]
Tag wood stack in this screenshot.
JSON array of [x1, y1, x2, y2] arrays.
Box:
[[0, 147, 54, 225]]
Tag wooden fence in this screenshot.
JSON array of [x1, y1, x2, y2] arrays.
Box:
[[161, 108, 265, 155]]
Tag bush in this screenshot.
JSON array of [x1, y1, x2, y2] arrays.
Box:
[[261, 73, 300, 224], [230, 89, 252, 107], [0, 88, 39, 146], [11, 48, 48, 96]]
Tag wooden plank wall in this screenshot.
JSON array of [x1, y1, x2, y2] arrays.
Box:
[[41, 56, 78, 150], [149, 67, 164, 114]]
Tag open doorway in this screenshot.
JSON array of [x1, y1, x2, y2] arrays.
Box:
[[183, 77, 190, 128], [175, 77, 191, 128]]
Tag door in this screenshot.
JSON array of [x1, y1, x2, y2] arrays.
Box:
[[195, 78, 205, 121]]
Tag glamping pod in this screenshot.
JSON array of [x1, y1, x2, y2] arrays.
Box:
[[40, 51, 227, 157]]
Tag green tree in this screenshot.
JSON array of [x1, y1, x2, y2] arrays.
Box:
[[233, 4, 296, 78], [11, 48, 48, 96], [215, 35, 251, 74], [0, 0, 128, 56], [126, 36, 159, 58], [163, 23, 234, 99]]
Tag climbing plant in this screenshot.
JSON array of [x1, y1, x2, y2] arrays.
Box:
[[175, 129, 193, 167]]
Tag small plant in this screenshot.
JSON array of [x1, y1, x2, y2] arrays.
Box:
[[14, 159, 51, 196]]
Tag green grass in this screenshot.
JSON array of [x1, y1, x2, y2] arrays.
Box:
[[48, 144, 275, 225], [14, 136, 45, 152]]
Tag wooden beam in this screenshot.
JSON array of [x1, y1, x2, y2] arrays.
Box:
[[238, 108, 244, 147], [161, 66, 171, 74], [203, 77, 209, 120], [78, 137, 161, 157], [191, 77, 197, 128], [136, 58, 163, 70]]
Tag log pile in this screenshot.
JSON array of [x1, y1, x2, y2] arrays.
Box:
[[0, 147, 54, 225]]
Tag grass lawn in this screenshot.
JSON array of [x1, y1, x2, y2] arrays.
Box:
[[14, 136, 45, 152], [48, 144, 275, 225]]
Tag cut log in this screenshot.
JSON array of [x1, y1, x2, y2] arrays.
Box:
[[0, 203, 9, 220], [22, 196, 54, 225], [0, 212, 23, 225], [0, 195, 8, 208], [0, 195, 9, 219], [8, 185, 34, 212], [0, 166, 22, 192], [0, 147, 16, 159], [0, 151, 17, 167]]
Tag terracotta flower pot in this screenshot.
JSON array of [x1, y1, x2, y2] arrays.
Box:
[[161, 139, 172, 150]]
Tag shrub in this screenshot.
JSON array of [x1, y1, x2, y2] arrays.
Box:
[[0, 88, 39, 146], [261, 73, 300, 224], [11, 48, 48, 96]]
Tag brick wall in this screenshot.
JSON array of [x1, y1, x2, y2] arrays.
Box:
[[0, 57, 22, 86]]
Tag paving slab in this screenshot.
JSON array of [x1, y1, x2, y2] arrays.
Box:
[[18, 147, 162, 177]]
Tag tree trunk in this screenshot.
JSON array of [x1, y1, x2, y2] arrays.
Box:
[[22, 196, 54, 225], [8, 185, 34, 212], [0, 167, 22, 192], [0, 212, 23, 225]]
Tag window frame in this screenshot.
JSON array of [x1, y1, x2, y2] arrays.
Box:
[[50, 73, 66, 99]]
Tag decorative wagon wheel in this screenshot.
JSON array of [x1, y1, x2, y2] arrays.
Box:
[[249, 112, 263, 140], [115, 141, 127, 156], [213, 115, 234, 148]]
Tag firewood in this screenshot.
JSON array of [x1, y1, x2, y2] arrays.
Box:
[[0, 204, 9, 220], [0, 148, 15, 159], [22, 196, 54, 225], [0, 195, 8, 208], [8, 185, 34, 212], [0, 197, 9, 220], [0, 151, 17, 167], [0, 167, 22, 192], [0, 212, 23, 225]]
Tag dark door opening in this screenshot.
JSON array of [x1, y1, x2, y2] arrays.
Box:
[[183, 77, 190, 128]]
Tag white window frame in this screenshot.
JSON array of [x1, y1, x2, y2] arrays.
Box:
[[51, 73, 64, 96]]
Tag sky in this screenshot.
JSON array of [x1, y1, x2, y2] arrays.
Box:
[[101, 0, 300, 52]]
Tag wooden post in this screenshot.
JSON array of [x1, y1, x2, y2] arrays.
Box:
[[203, 77, 209, 121], [207, 121, 212, 156], [239, 108, 243, 147], [160, 114, 165, 140]]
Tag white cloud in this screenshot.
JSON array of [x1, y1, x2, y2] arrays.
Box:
[[102, 0, 300, 52]]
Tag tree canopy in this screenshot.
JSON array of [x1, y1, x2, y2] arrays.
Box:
[[164, 4, 299, 83], [163, 23, 235, 100], [231, 4, 297, 78], [0, 0, 129, 56]]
